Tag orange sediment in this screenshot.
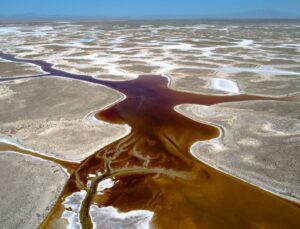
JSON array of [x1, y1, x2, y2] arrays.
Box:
[[40, 75, 300, 229]]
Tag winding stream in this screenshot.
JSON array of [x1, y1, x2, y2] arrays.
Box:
[[0, 52, 300, 228]]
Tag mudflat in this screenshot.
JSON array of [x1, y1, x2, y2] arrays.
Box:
[[0, 20, 300, 228]]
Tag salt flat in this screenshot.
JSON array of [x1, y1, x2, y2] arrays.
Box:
[[0, 20, 300, 228], [0, 77, 129, 161]]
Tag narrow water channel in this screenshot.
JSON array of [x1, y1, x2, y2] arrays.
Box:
[[0, 52, 299, 229]]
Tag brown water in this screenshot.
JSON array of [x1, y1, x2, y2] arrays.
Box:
[[38, 75, 300, 229], [0, 52, 299, 228]]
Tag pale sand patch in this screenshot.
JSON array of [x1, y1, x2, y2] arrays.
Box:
[[0, 85, 15, 99], [0, 76, 129, 162], [1, 119, 130, 162], [0, 59, 44, 77], [0, 152, 68, 229]]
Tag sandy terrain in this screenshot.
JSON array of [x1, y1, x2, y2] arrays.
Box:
[[0, 59, 43, 77], [0, 151, 68, 229], [176, 101, 300, 202], [0, 77, 129, 161]]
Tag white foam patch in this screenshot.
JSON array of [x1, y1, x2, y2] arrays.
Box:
[[90, 206, 154, 229], [219, 66, 300, 76], [140, 25, 153, 28], [216, 27, 229, 31], [74, 38, 95, 44], [200, 47, 215, 57], [210, 78, 240, 94], [150, 60, 175, 75], [65, 53, 137, 78], [109, 35, 129, 44], [161, 42, 217, 56], [97, 178, 115, 193], [278, 43, 300, 51], [0, 26, 22, 34], [0, 136, 22, 147], [279, 43, 300, 48], [236, 39, 254, 47], [162, 43, 193, 50], [62, 190, 86, 229]]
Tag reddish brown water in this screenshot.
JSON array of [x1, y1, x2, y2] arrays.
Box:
[[39, 75, 300, 229], [0, 52, 299, 228]]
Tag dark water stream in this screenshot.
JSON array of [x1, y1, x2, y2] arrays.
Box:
[[0, 52, 299, 229]]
